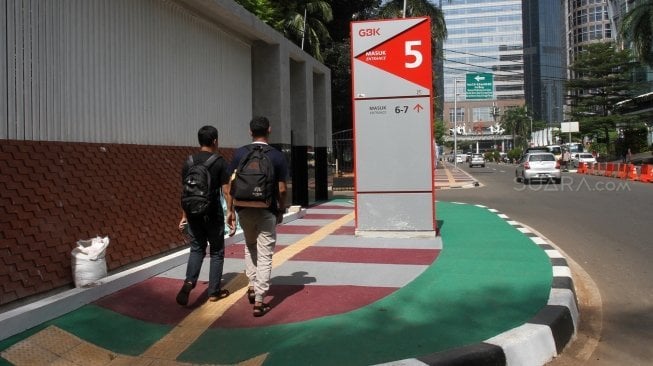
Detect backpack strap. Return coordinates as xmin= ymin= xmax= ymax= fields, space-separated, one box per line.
xmin=187 ymin=153 xmax=219 ymax=167
xmin=203 ymin=153 xmax=219 ymax=168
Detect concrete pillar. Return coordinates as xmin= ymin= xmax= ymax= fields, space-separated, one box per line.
xmin=290 ymin=59 xmax=311 ymax=206
xmin=251 ymin=41 xmax=291 ymax=145
xmin=313 ymin=71 xmax=331 ymax=201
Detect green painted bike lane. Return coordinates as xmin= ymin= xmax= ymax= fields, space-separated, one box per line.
xmin=181 ymin=201 xmax=553 ymax=365
xmin=0 ymin=201 xmax=553 ymax=366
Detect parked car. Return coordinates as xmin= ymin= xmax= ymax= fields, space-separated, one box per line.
xmin=571 ymin=152 xmax=596 ymax=168
xmin=546 ymin=145 xmax=563 ymax=162
xmin=455 ymin=155 xmax=465 ymax=163
xmin=515 ymin=152 xmax=561 ymax=184
xmin=520 ymin=146 xmax=550 ymax=161
xmin=469 ymin=153 xmax=486 ymax=168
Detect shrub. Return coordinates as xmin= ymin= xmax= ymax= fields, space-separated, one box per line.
xmin=507 ymin=148 xmax=523 ymax=162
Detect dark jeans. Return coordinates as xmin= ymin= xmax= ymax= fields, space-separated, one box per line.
xmin=185 ymin=214 xmax=225 ymax=297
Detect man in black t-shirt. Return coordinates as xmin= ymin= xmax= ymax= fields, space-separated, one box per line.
xmin=226 ymin=116 xmax=288 ymax=317
xmin=176 ymin=126 xmax=231 ymax=306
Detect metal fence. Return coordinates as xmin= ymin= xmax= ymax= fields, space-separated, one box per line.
xmin=332 ymin=129 xmax=353 ymax=176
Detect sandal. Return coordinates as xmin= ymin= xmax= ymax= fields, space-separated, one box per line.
xmin=253 ymin=303 xmax=271 ymax=317
xmin=208 ymin=289 xmax=230 ymax=302
xmin=247 ymin=288 xmax=256 ymax=304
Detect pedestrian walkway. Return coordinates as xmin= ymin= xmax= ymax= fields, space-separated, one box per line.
xmin=434 ymin=162 xmax=478 ymax=189
xmin=0 ymin=200 xmax=577 ymax=366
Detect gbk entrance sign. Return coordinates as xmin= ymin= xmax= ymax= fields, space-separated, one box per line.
xmin=466 ymin=73 xmax=494 ymax=100
xmin=351 ymin=17 xmax=436 ymax=236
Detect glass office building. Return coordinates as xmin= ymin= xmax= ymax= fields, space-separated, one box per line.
xmin=567 ymin=0 xmax=614 ymax=62
xmin=522 ymin=1 xmax=566 ymax=124
xmin=442 ymin=0 xmax=525 ymax=134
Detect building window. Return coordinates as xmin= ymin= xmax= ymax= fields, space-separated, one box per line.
xmin=589 ymin=6 xmax=603 ymax=22
xmin=473 ymin=107 xmax=492 ymax=122
xmin=589 ymin=24 xmax=603 ymax=40
xmin=575 ymin=8 xmax=588 ymax=25
xmin=449 ymin=108 xmax=464 ymax=122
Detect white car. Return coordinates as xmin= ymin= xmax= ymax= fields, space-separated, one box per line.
xmin=455 ymin=155 xmax=465 ymax=163
xmin=469 ymin=153 xmax=486 ymax=168
xmin=515 ymin=152 xmax=561 ymax=184
xmin=571 ymin=153 xmax=596 ymax=167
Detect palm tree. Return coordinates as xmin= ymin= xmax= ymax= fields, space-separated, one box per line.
xmin=233 ymin=0 xmax=333 ymax=61
xmin=236 ymin=0 xmax=282 ymax=28
xmin=377 ymin=0 xmax=449 ymax=120
xmin=280 ymin=0 xmax=333 ymax=62
xmin=378 ymin=0 xmax=447 ymax=41
xmin=620 ymin=0 xmax=653 ymax=66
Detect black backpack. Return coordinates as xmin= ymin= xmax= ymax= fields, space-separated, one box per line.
xmin=181 ymin=154 xmax=219 ymax=217
xmin=230 ymin=144 xmax=275 ymax=208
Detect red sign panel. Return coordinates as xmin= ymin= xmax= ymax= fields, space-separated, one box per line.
xmin=354 ymin=19 xmax=431 ymax=90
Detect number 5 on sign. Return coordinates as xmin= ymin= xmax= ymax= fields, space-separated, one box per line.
xmin=405 ymin=41 xmax=422 ymax=69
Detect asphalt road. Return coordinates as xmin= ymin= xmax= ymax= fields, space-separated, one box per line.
xmin=436 ymin=162 xmax=653 ymax=366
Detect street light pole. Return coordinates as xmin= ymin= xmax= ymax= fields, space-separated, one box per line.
xmin=529 ymin=116 xmax=533 ymax=147
xmin=454 ymin=77 xmax=458 ymax=169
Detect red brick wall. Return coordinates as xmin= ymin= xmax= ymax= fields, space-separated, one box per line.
xmin=0 ymin=140 xmax=234 ymax=306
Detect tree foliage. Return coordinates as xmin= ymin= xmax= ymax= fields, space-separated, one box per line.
xmin=620 ymin=0 xmax=653 ymax=66
xmin=234 ymin=0 xmax=333 ymax=61
xmin=377 ymin=0 xmax=447 ymax=41
xmin=565 ymin=42 xmax=645 ymax=156
xmin=234 ymin=0 xmax=450 ymax=133
xmin=236 ymin=0 xmax=282 ymax=28
xmin=433 ymin=119 xmax=446 ymax=145
xmin=501 ymin=106 xmax=530 ymax=149
xmin=278 ymin=0 xmax=333 ymax=61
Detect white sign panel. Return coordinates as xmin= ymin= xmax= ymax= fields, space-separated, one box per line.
xmin=351 ymin=17 xmax=435 ymax=234
xmin=560 ymin=121 xmax=579 ymax=133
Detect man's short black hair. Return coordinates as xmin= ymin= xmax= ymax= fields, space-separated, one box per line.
xmin=250 ymin=116 xmax=270 ymax=138
xmin=198 ymin=125 xmax=218 ymax=147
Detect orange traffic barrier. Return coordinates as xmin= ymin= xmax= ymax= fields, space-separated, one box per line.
xmin=597 ymin=162 xmax=606 ymax=176
xmin=639 ymin=164 xmax=653 ymax=183
xmin=593 ymin=163 xmax=601 ymax=175
xmin=617 ymin=163 xmax=627 ymax=179
xmin=577 ymin=162 xmax=586 ymax=174
xmin=627 ymin=164 xmax=639 ymax=181
xmin=587 ymin=163 xmax=595 ymax=175
xmin=604 ymin=163 xmax=615 ymax=177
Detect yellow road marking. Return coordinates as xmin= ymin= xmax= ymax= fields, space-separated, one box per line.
xmin=444 ymin=166 xmax=457 ymax=185
xmin=143 ymin=212 xmax=355 ymax=360
xmin=2 ymin=211 xmax=355 ymax=366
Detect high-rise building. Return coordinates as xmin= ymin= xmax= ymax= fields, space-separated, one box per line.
xmin=442 ymin=0 xmax=525 ymax=137
xmin=565 ymin=0 xmax=614 ymax=65
xmin=522 ymin=1 xmax=566 ymax=125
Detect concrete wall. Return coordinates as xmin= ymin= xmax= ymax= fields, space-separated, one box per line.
xmin=0 ymin=0 xmax=331 ymax=306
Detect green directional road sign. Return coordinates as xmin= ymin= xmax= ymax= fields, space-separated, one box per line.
xmin=466 ymin=73 xmax=493 ymax=100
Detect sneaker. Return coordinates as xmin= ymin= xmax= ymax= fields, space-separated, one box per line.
xmin=176 ymin=281 xmax=193 ymax=306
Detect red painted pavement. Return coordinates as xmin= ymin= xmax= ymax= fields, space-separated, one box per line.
xmin=290 ymin=247 xmax=439 ymax=265
xmin=332 ymin=226 xmax=355 ymax=235
xmin=94 ymin=277 xmax=209 ymax=325
xmin=213 ymin=285 xmax=396 ymax=328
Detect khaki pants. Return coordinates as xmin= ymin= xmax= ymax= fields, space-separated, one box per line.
xmin=237 ymin=208 xmax=277 ymax=303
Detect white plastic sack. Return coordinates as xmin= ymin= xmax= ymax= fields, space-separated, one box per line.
xmin=71 ymin=236 xmax=110 ymax=287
